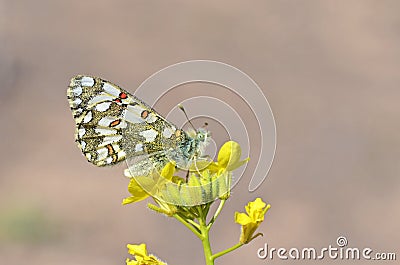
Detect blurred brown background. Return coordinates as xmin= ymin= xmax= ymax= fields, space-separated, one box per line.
xmin=0 ymin=1 xmax=399 ymax=264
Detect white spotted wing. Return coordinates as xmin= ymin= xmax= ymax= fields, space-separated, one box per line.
xmin=67 ymin=75 xmax=186 ymax=173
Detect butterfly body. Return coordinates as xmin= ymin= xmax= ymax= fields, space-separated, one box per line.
xmin=67 ymin=75 xmax=209 ymax=177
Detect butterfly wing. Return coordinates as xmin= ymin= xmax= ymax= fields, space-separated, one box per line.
xmin=67 ymin=75 xmax=186 ymax=167
xmin=124 ymin=151 xmax=170 ymax=178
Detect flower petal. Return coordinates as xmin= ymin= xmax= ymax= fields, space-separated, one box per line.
xmin=122 ymin=178 xmax=154 ymax=205
xmin=226 ymin=157 xmax=249 ymax=171
xmin=122 ymin=196 xmax=147 ymax=205
xmin=218 ymin=141 xmax=241 ymax=167
xmin=160 ymin=162 xmax=175 ymax=180
xmin=126 ymin=244 xmax=167 ymax=265
xmin=127 ymin=243 xmax=148 ymax=257
xmin=235 ymin=212 xmax=252 ymax=225
xmin=216 ymin=141 xmax=249 ymax=171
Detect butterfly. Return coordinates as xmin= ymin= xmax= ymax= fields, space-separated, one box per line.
xmin=67 ymin=75 xmax=210 ymax=177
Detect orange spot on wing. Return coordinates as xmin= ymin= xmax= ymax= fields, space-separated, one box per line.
xmin=141 ymin=110 xmax=149 ymax=119
xmin=106 ymin=144 xmax=114 ymax=155
xmin=110 ymin=119 xmax=121 ymax=127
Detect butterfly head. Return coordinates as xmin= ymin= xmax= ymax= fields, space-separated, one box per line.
xmin=195 ymin=128 xmax=210 ymax=156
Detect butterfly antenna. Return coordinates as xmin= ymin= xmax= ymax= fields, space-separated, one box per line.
xmin=178 ymin=104 xmax=196 ymax=130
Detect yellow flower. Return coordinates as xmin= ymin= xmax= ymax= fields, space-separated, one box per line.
xmin=207 ymin=141 xmax=249 ymax=173
xmin=122 ymin=177 xmax=151 ymax=205
xmin=235 ymin=198 xmax=270 ymax=244
xmin=126 ymin=243 xmax=167 ymax=265
xmin=122 ymin=162 xmax=175 ymax=205
xmin=123 ymin=141 xmax=248 ymax=207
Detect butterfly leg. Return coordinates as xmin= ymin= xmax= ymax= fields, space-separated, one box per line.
xmin=185 ymin=170 xmax=189 ymax=183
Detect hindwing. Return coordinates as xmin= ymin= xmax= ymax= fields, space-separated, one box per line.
xmin=67 ymin=75 xmax=186 ymax=167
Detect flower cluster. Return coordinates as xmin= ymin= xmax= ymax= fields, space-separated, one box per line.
xmin=126 ymin=244 xmax=166 ymax=265
xmin=123 ymin=141 xmax=249 ymax=209
xmin=123 ymin=141 xmax=270 ymax=265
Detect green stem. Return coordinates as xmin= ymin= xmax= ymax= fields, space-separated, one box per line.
xmin=173 ymin=214 xmax=202 ymax=239
xmin=199 ymin=215 xmax=214 ymax=265
xmin=187 ymin=218 xmax=200 ymax=229
xmin=212 ymin=243 xmax=243 ymax=261
xmin=207 ymin=199 xmax=226 ymax=229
